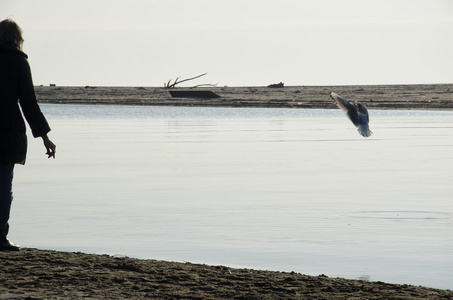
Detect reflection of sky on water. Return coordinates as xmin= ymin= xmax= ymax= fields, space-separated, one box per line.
xmin=40 ymin=103 xmax=453 ymax=120
xmin=11 ymin=104 xmax=453 ymax=289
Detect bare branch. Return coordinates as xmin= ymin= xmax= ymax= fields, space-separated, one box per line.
xmin=164 ymin=73 xmax=208 ymax=89
xmin=165 ymin=79 xmax=172 ymax=88
xmin=192 ymin=83 xmax=218 ymax=88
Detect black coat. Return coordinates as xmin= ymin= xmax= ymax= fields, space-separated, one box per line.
xmin=0 ymin=43 xmax=51 ymax=164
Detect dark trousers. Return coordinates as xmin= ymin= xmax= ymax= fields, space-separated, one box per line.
xmin=0 ymin=164 xmax=14 ymax=237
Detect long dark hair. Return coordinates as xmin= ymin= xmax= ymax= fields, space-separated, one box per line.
xmin=0 ymin=19 xmax=24 ymax=50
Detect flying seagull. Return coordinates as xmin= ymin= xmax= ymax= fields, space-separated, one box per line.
xmin=330 ymin=92 xmax=373 ymax=137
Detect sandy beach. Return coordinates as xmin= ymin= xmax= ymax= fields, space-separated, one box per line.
xmin=35 ymin=84 xmax=453 ymax=110
xmin=1 ymin=248 xmax=452 ymax=299
xmin=2 ymin=84 xmax=452 ymax=299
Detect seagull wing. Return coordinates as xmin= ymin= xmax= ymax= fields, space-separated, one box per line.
xmin=355 ymin=102 xmax=370 ymax=123
xmin=355 ymin=102 xmax=373 ymax=137
xmin=330 ymin=92 xmax=359 ymax=126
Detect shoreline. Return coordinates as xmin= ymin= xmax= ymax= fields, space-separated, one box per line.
xmin=1 ymin=248 xmax=451 ymax=299
xmin=19 ymin=84 xmax=453 ymax=299
xmin=35 ymin=83 xmax=453 ymax=110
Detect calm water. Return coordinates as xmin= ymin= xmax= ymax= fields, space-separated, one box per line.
xmin=10 ymin=104 xmax=453 ymax=289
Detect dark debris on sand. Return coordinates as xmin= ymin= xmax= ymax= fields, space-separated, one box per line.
xmin=1 ymin=249 xmax=452 ymax=299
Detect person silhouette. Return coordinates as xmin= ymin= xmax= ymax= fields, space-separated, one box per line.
xmin=0 ymin=19 xmax=56 ymax=251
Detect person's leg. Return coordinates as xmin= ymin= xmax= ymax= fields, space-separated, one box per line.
xmin=0 ymin=163 xmax=19 ymax=251
xmin=0 ymin=163 xmax=14 ymax=237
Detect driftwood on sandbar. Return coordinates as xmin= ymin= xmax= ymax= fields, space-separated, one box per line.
xmin=268 ymin=82 xmax=284 ymax=88
xmin=168 ymin=90 xmax=220 ymax=99
xmin=164 ymin=73 xmax=208 ymax=89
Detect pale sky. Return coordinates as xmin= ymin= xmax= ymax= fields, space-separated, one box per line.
xmin=2 ymin=0 xmax=453 ymax=86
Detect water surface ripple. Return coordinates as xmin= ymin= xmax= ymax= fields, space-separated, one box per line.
xmin=12 ymin=104 xmax=453 ymax=289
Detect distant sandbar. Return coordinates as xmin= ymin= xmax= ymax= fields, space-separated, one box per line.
xmin=36 ymin=84 xmax=453 ymax=110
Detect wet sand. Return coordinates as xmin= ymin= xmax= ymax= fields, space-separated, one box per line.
xmin=35 ymin=84 xmax=453 ymax=110
xmin=1 ymin=248 xmax=452 ymax=299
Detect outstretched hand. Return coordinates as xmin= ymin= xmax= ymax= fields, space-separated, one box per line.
xmin=42 ymin=135 xmax=56 ymax=158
